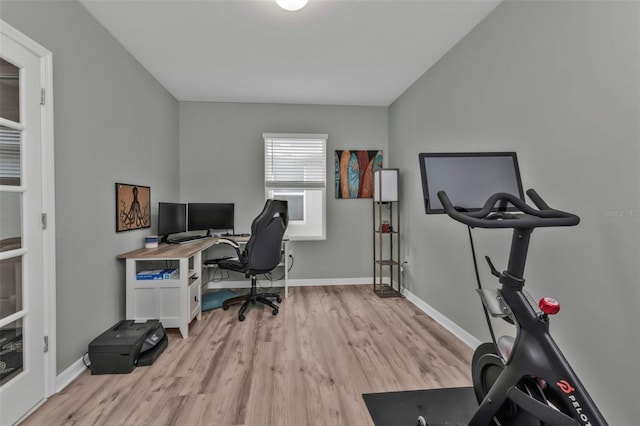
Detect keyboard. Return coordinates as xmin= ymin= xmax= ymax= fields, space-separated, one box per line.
xmin=204 ymin=256 xmax=234 ymax=265
xmin=168 ymin=235 xmax=206 ymax=244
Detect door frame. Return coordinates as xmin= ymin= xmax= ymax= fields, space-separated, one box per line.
xmin=1 ymin=20 xmax=57 ymax=402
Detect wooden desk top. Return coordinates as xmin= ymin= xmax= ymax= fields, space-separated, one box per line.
xmin=116 ymin=235 xmax=252 ymax=259
xmin=117 ymin=237 xmax=216 ymax=259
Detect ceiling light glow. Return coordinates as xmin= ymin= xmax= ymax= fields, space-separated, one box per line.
xmin=276 ymin=0 xmax=309 ymax=12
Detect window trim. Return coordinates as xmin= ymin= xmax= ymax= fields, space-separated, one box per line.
xmin=267 ymin=190 xmax=306 ymax=223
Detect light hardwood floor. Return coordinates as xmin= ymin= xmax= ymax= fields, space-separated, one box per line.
xmin=24 ymin=285 xmax=472 ymax=426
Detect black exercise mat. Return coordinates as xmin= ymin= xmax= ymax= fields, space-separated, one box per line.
xmin=363 ymin=387 xmax=478 ymax=426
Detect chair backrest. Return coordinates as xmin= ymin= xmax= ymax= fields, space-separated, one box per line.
xmin=244 ymin=199 xmax=289 ymax=274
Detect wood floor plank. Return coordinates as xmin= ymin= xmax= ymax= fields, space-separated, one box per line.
xmin=23 ymin=285 xmax=473 ymax=426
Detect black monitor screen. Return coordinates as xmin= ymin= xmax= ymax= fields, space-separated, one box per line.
xmin=158 ymin=202 xmax=187 ymax=236
xmin=188 ymin=203 xmax=234 ymax=232
xmin=419 ymin=152 xmax=524 ymax=214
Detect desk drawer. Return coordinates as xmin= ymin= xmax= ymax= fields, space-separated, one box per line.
xmin=189 ymin=279 xmax=201 ymax=321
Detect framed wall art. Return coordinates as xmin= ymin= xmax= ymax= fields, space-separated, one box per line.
xmin=115 ymin=182 xmax=151 ymax=232
xmin=335 ymin=150 xmax=383 ymax=199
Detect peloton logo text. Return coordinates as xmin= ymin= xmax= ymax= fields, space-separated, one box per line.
xmin=557 ymin=380 xmax=592 ymax=425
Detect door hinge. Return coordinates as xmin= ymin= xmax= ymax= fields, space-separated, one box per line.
xmin=40 ymin=88 xmax=46 ymax=105
xmin=44 ymin=336 xmax=49 ymax=353
xmin=41 ymin=213 xmax=47 ymax=229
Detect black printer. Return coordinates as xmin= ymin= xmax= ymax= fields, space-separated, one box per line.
xmin=88 ymin=319 xmax=168 ymax=375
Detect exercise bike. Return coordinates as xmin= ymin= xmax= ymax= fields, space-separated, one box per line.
xmin=418 ymin=189 xmax=607 ymax=426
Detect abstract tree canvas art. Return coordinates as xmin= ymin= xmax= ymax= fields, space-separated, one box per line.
xmin=116 ymin=183 xmax=151 ymax=232
xmin=335 ymin=150 xmax=383 ymax=199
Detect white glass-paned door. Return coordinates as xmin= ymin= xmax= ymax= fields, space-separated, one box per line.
xmin=0 ymin=28 xmax=46 ymax=425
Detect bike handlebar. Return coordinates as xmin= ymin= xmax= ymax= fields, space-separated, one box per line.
xmin=437 ymin=189 xmax=580 ymax=229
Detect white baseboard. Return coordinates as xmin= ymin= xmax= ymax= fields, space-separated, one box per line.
xmin=56 ymin=355 xmax=88 ymax=392
xmin=402 ymin=288 xmax=482 ymax=349
xmin=207 ymin=276 xmax=372 ymax=290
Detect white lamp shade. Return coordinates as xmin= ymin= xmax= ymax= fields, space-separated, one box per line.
xmin=373 ymin=169 xmax=398 ymax=202
xmin=276 ymin=0 xmax=309 ymax=11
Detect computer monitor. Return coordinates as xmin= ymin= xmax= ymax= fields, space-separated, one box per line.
xmin=419 ymin=152 xmax=524 ymax=214
xmin=187 ymin=203 xmax=234 ymax=234
xmin=158 ymin=202 xmax=187 ymax=242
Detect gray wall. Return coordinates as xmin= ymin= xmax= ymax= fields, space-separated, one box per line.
xmin=2 ymin=1 xmax=180 ymax=373
xmin=179 ymin=102 xmax=388 ymax=279
xmin=389 ymin=1 xmax=639 ymax=423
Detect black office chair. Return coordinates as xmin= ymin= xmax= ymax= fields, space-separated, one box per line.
xmin=216 ymin=199 xmax=288 ymax=321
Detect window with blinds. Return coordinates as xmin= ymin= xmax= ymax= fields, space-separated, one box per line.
xmin=264 ymin=133 xmax=327 ymax=240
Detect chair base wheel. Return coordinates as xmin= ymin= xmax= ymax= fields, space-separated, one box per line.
xmin=272 ymin=309 xmax=278 ymax=316
xmin=276 ymin=296 xmax=282 ymax=303
xmin=239 ymin=314 xmax=246 ymax=321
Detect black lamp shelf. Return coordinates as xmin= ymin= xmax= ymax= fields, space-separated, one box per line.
xmin=372 ymin=168 xmax=402 ymax=298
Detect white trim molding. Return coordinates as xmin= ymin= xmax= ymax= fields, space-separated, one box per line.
xmin=56 ymin=357 xmax=88 ymax=393
xmin=402 ymin=287 xmax=482 ymax=349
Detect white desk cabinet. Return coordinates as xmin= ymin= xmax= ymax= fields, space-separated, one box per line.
xmin=118 ymin=238 xmax=217 ymax=338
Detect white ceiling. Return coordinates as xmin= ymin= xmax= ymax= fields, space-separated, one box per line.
xmin=80 ymin=0 xmax=501 ymax=106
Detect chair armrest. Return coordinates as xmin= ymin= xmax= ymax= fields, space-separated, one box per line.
xmin=215 ymin=238 xmax=242 ymax=257
xmin=216 ymin=238 xmax=240 ymax=248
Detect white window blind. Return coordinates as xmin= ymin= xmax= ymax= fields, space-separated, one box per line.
xmin=264 ymin=133 xmax=327 ymax=189
xmin=0 ymin=127 xmax=21 ymax=182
